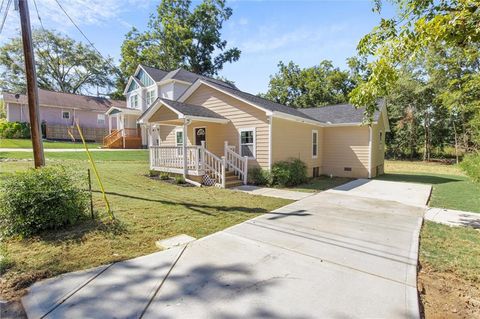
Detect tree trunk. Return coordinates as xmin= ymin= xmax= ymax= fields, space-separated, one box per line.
xmin=453 ymin=120 xmax=459 ymax=165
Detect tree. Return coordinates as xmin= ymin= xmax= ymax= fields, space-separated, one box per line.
xmin=262 ymin=60 xmax=355 ymax=108
xmin=119 ymin=0 xmax=240 ymax=80
xmin=350 ymin=0 xmax=480 ymax=120
xmin=0 ymin=29 xmax=117 ymax=95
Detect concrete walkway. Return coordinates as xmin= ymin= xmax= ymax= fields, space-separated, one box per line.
xmin=0 ymin=148 xmax=146 ymax=152
xmin=22 ymin=179 xmax=430 ymax=319
xmin=425 ymin=207 xmax=480 ymax=229
xmin=232 ymin=185 xmax=312 ymax=200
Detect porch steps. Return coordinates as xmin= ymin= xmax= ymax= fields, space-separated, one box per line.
xmin=224 ymin=170 xmax=243 ymax=188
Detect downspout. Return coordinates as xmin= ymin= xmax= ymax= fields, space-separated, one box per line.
xmin=182 ymin=118 xmax=190 ymax=178
xmin=368 ymin=125 xmax=372 ymax=179
xmin=268 ymin=115 xmax=272 ymax=170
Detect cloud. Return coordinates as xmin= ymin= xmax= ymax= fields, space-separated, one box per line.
xmin=239 ymin=23 xmax=349 ymax=54
xmin=0 ymin=0 xmax=153 ymax=42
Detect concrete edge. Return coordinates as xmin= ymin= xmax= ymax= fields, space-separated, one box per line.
xmin=405 ymin=215 xmax=425 ymax=319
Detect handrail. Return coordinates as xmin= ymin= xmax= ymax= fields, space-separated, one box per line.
xmin=224 ymin=141 xmax=248 ymax=184
xmin=202 ymin=147 xmax=225 ymax=187
xmin=103 ymin=129 xmax=122 ymax=147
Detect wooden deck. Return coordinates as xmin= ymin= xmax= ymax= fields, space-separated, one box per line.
xmin=103 ymin=128 xmax=142 ymax=149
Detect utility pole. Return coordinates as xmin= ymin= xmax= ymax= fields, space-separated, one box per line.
xmin=17 ymin=0 xmax=44 ymax=167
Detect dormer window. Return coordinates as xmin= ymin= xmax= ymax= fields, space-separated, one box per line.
xmin=146 ymin=90 xmax=156 ymax=106
xmin=130 ymin=94 xmax=139 ymax=108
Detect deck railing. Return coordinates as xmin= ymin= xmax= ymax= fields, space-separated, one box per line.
xmin=224 ymin=142 xmax=248 ymax=185
xmin=149 ymin=141 xmax=248 ymax=187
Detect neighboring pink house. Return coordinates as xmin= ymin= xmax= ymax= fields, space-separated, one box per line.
xmin=2 ymin=89 xmax=126 ymax=141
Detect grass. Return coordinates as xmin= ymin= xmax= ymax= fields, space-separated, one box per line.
xmin=0 ymin=150 xmax=149 ymax=162
xmin=379 ymin=160 xmax=480 ymax=213
xmin=0 ymin=159 xmax=291 ymax=299
xmin=420 ymin=221 xmax=480 ymax=283
xmin=0 ymin=138 xmax=100 ymax=149
xmin=284 ymin=176 xmax=353 ymax=193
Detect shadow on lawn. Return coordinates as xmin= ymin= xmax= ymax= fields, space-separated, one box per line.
xmin=377 ymin=173 xmax=463 ymax=185
xmin=96 ymin=190 xmax=274 ymax=216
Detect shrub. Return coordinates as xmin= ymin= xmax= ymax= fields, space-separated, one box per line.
xmin=461 ymin=153 xmax=480 ymax=183
xmin=160 ymin=172 xmax=170 ymax=180
xmin=271 ymin=158 xmax=308 ymax=187
xmin=149 ymin=170 xmax=160 ymax=177
xmin=174 ymin=175 xmax=186 ymax=184
xmin=0 ymin=166 xmax=88 ymax=237
xmin=0 ymin=119 xmax=30 ymax=139
xmin=248 ymin=167 xmax=272 ymax=186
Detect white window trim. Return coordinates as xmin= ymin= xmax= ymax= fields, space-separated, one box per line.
xmin=312 ymin=130 xmax=318 ymax=159
xmin=239 ymin=127 xmax=256 ymax=159
xmin=97 ymin=114 xmax=105 ymax=125
xmin=175 ymin=128 xmax=184 ymax=156
xmin=62 ymin=110 xmax=70 ymax=119
xmin=129 ymin=94 xmax=139 ymax=109
xmin=379 ymin=130 xmax=383 ymax=150
xmin=146 ymin=89 xmax=156 ymax=106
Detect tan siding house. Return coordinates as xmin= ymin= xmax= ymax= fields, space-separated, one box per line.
xmin=130 ymin=66 xmax=389 ymax=188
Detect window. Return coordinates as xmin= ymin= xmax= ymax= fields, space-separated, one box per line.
xmin=97 ymin=114 xmax=105 ymax=125
xmin=239 ymin=128 xmax=255 ymax=158
xmin=312 ymin=130 xmax=318 ymax=158
xmin=62 ymin=111 xmax=70 ymax=119
xmin=176 ymin=130 xmax=184 ymax=156
xmin=129 ymin=94 xmax=139 ymax=108
xmin=146 ymin=90 xmax=156 ymax=106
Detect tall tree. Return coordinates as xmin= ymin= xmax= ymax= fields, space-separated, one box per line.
xmin=350 ymin=0 xmax=480 ymax=121
xmin=0 ymin=29 xmax=117 ymax=95
xmin=119 ymin=0 xmax=240 ymax=80
xmin=262 ymin=60 xmax=355 ymax=108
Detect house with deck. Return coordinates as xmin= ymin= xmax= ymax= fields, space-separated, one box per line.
xmin=108 ymin=64 xmax=389 ymax=188
xmin=2 ymin=89 xmax=126 ymax=142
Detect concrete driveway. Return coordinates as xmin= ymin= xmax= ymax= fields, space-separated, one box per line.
xmin=23 ymin=180 xmax=430 ymax=319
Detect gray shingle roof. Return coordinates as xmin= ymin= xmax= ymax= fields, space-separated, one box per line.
xmin=139 ymin=65 xmax=169 ymax=82
xmin=159 ymin=98 xmax=226 ymax=120
xmin=298 ymin=103 xmax=381 ymax=124
xmin=139 ymin=65 xmax=236 ymax=89
xmin=200 ymin=80 xmax=320 ymax=122
xmin=2 ymin=89 xmax=126 ymax=112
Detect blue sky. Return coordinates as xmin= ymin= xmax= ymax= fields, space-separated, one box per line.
xmin=0 ymin=0 xmax=395 ymax=95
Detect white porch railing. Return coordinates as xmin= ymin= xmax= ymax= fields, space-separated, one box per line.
xmin=224 ymin=142 xmax=248 ymax=185
xmin=149 ymin=141 xmax=248 ymax=187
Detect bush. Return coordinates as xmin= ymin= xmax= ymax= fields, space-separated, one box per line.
xmin=160 ymin=172 xmax=170 ymax=180
xmin=0 ymin=166 xmax=88 ymax=237
xmin=248 ymin=167 xmax=272 ymax=186
xmin=0 ymin=119 xmax=30 ymax=139
xmin=174 ymin=175 xmax=186 ymax=184
xmin=271 ymin=158 xmax=308 ymax=187
xmin=149 ymin=170 xmax=160 ymax=177
xmin=461 ymin=153 xmax=480 ymax=183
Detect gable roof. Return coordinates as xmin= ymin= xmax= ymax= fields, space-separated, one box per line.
xmin=137 ymin=98 xmax=227 ymax=124
xmin=298 ymin=103 xmax=382 ymax=124
xmin=139 ymin=64 xmax=169 ymax=82
xmin=179 ymin=79 xmax=322 ymax=124
xmin=163 ymin=68 xmax=237 ymax=89
xmin=2 ymin=89 xmax=126 ymax=112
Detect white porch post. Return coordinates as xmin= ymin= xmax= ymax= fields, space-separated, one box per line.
xmin=182 ymin=119 xmax=188 ymax=178
xmin=108 ymin=115 xmax=112 ymax=133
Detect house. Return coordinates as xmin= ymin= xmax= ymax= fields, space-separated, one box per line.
xmin=114 ymin=65 xmax=389 ymax=188
xmin=2 ymin=89 xmax=127 ymax=142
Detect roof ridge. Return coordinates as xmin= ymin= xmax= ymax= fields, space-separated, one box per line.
xmin=3 ymin=88 xmax=123 ymax=102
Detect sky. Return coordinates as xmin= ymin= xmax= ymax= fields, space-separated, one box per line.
xmin=0 ymin=0 xmax=396 ymax=95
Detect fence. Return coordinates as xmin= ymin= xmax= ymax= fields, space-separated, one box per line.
xmin=45 ymin=124 xmax=108 ymax=143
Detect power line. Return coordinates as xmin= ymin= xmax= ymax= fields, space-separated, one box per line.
xmin=32 ymin=0 xmax=44 ymax=30
xmin=53 ymin=0 xmax=119 ymax=72
xmin=0 ymin=0 xmax=12 ymax=35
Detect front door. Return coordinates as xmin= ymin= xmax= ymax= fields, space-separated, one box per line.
xmin=195 ymin=127 xmax=206 ymax=146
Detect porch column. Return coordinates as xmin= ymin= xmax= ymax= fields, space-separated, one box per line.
xmin=182 ymin=119 xmax=188 ymax=178
xmin=108 ymin=115 xmax=112 ymax=133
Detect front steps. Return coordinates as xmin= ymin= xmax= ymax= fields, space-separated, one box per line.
xmin=224 ymin=170 xmax=243 ymax=188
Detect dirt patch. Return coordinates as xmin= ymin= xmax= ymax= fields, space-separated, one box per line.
xmin=0 ymin=300 xmax=27 ymax=319
xmin=419 ymin=264 xmax=480 ymax=318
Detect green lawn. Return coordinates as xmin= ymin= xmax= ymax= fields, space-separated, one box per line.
xmin=0 ymin=159 xmax=291 ymax=299
xmin=380 ymin=160 xmax=480 ymax=213
xmin=0 ymin=138 xmax=100 ymax=149
xmin=0 ymin=150 xmax=149 ymax=162
xmin=284 ymin=176 xmax=353 ymax=193
xmin=420 ymin=221 xmax=480 ymax=283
